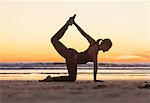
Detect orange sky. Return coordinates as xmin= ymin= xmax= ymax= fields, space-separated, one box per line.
xmin=0 ymin=0 xmax=150 ymax=62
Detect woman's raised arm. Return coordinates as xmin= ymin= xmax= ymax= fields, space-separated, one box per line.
xmin=74 ymin=22 xmax=96 ymax=45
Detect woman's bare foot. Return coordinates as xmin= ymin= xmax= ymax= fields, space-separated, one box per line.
xmin=39 ymin=75 xmax=53 ymax=82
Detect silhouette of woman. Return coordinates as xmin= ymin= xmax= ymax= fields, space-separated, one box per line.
xmin=40 ymin=14 xmax=112 ymax=82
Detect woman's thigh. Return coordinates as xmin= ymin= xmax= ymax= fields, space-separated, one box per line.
xmin=51 ymin=40 xmax=69 ymax=58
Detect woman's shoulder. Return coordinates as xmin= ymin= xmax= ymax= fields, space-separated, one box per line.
xmin=88 ymin=44 xmax=99 ymax=54
xmin=89 ymin=44 xmax=98 ymax=49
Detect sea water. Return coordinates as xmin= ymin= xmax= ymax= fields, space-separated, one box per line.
xmin=0 ymin=62 xmax=150 ymax=80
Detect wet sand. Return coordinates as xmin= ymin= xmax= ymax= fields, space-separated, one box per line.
xmin=0 ymin=80 xmax=150 ymax=103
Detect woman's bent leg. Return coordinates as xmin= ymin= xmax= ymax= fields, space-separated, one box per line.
xmin=52 ymin=59 xmax=77 ymax=82
xmin=52 ymin=76 xmax=75 ymax=82
xmin=51 ymin=23 xmax=70 ymax=58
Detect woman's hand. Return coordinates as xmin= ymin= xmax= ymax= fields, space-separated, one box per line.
xmin=67 ymin=14 xmax=76 ymax=26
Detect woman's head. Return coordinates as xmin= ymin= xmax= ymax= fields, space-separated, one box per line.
xmin=98 ymin=38 xmax=112 ymax=52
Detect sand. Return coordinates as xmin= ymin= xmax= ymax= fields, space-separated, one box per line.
xmin=0 ymin=80 xmax=150 ymax=103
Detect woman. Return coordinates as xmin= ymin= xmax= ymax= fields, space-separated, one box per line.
xmin=40 ymin=15 xmax=112 ymax=82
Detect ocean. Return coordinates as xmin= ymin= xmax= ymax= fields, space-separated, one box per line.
xmin=0 ymin=62 xmax=150 ymax=80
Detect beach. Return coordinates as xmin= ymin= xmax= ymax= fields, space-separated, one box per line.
xmin=0 ymin=80 xmax=150 ymax=103
xmin=0 ymin=62 xmax=150 ymax=103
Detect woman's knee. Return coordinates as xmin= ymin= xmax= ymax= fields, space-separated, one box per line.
xmin=70 ymin=75 xmax=76 ymax=81
xmin=51 ymin=37 xmax=56 ymax=44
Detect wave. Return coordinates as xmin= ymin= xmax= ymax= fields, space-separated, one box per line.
xmin=0 ymin=66 xmax=150 ymax=70
xmin=0 ymin=62 xmax=150 ymax=67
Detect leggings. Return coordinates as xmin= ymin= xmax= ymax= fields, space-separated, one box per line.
xmin=51 ymin=23 xmax=77 ymax=82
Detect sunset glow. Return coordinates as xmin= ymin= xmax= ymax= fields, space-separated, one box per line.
xmin=0 ymin=0 xmax=149 ymax=62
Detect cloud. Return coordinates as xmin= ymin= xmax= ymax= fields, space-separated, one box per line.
xmin=134 ymin=51 xmax=150 ymax=58
xmin=116 ymin=55 xmax=141 ymax=59
xmin=108 ymin=51 xmax=150 ymax=62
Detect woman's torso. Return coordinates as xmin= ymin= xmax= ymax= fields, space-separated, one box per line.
xmin=67 ymin=44 xmax=98 ymax=64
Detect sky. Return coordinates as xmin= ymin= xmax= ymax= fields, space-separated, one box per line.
xmin=0 ymin=0 xmax=150 ymax=62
